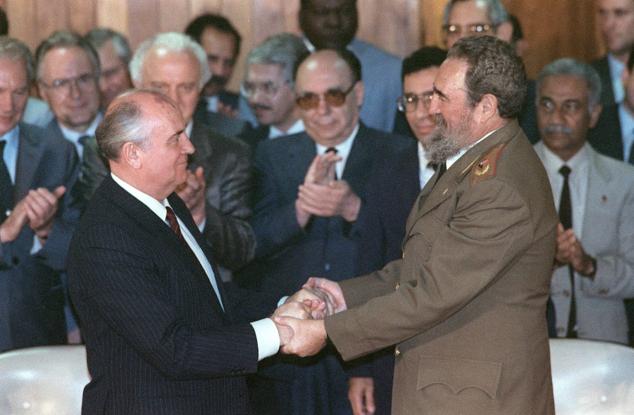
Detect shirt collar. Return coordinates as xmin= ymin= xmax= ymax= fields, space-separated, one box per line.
xmin=269 ymin=119 xmax=305 ymax=139
xmin=0 ymin=124 xmax=20 ymax=146
xmin=446 ymin=128 xmax=498 ymax=169
xmin=59 ymin=113 xmax=103 ymax=144
xmin=539 ymin=141 xmax=590 ymax=174
xmin=315 ymin=123 xmax=359 ymax=156
xmin=111 ymin=172 xmax=170 ymax=222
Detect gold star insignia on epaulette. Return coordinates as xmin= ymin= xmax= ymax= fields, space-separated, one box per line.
xmin=474 ymin=160 xmax=491 ymax=176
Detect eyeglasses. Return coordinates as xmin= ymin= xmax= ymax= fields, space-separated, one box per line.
xmin=295 ymin=84 xmax=356 ymax=110
xmin=397 ymin=92 xmax=434 ymax=112
xmin=39 ymin=73 xmax=98 ymax=95
xmin=442 ymin=23 xmax=494 ymax=36
xmin=240 ymin=80 xmax=289 ymax=98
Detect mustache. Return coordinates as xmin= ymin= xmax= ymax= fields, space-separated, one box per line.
xmin=544 ymin=124 xmax=573 ymax=135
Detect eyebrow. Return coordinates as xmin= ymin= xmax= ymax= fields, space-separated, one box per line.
xmin=433 ymin=85 xmax=448 ymax=100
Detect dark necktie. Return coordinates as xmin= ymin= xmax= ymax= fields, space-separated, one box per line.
xmin=628 ymin=138 xmax=634 ymax=165
xmin=559 ymin=165 xmax=576 ymax=338
xmin=326 ymin=147 xmax=339 ymax=180
xmin=0 ymin=141 xmax=14 ymax=222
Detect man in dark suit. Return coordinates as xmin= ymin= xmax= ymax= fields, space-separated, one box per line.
xmin=591 ymin=0 xmax=634 ymax=106
xmin=347 ymin=46 xmax=446 ymax=415
xmin=279 ymin=36 xmax=558 ymax=415
xmin=35 ymin=31 xmax=108 ymax=207
xmin=129 ymin=32 xmax=255 ymax=277
xmin=185 ymin=13 xmax=247 ymax=137
xmin=238 ymin=33 xmax=308 ymax=150
xmin=0 ymin=37 xmax=80 ymax=352
xmin=67 ymin=89 xmax=311 ymax=415
xmin=249 ymin=49 xmax=409 ymax=415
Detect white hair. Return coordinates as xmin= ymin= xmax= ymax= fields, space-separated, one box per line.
xmin=129 ymin=32 xmax=211 ymax=89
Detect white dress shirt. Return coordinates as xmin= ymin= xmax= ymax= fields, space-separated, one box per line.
xmin=59 ymin=113 xmax=103 ymax=160
xmin=269 ymin=119 xmax=305 ymax=139
xmin=111 ymin=173 xmax=280 ymax=360
xmin=608 ymin=54 xmax=625 ymax=104
xmin=315 ymin=124 xmax=359 ymax=178
xmin=535 ymin=141 xmax=589 ymax=240
xmin=417 ymin=142 xmax=436 ymax=189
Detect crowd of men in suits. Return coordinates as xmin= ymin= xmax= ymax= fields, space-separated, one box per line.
xmin=0 ymin=0 xmax=633 ymax=414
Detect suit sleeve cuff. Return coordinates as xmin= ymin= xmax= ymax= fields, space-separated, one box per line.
xmin=250 ymin=318 xmax=280 ymax=361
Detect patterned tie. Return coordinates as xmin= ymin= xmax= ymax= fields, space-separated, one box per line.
xmin=559 ymin=165 xmax=577 ymax=338
xmin=0 ymin=141 xmax=14 ymax=222
xmin=165 ymin=206 xmax=187 ymax=243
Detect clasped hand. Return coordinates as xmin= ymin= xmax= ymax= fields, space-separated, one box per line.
xmin=272 ymin=277 xmax=347 ymax=357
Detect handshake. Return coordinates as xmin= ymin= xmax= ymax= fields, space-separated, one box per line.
xmin=271 ymin=277 xmax=347 ymax=357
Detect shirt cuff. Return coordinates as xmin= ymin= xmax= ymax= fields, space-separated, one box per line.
xmin=250 ymin=318 xmax=280 ymax=361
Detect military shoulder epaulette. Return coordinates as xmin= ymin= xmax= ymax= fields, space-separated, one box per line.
xmin=469 ymin=142 xmax=508 ymax=184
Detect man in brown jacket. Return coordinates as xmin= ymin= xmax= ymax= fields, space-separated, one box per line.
xmin=276 ymin=35 xmax=558 ymax=415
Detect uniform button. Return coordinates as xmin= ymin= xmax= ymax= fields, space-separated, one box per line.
xmin=395 ymin=282 xmax=400 ymax=290
xmin=402 ymin=252 xmax=405 ymax=259
xmin=394 ymin=347 xmax=401 ymax=357
xmin=324 ymin=263 xmax=331 ymax=271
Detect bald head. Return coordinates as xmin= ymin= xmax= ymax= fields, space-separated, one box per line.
xmin=294 ymin=49 xmax=364 ymax=146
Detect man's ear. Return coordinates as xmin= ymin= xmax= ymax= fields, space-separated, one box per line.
xmin=353 ymin=80 xmax=364 ymax=109
xmin=121 ymin=142 xmax=143 ymax=169
xmin=476 ymin=93 xmax=499 ymax=123
xmin=589 ymin=103 xmax=602 ymax=129
xmin=496 ymin=21 xmax=513 ymax=44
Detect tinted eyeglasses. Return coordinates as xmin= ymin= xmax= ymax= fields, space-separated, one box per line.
xmin=397 ymin=91 xmax=434 ymax=112
xmin=295 ymin=83 xmax=356 ymax=110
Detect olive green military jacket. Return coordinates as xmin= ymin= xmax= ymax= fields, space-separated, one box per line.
xmin=326 ymin=120 xmax=557 ymax=415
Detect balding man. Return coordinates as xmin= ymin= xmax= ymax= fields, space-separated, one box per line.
xmin=249 ymin=49 xmax=408 ymax=415
xmin=129 ymin=32 xmax=255 ymax=277
xmin=0 ymin=36 xmax=79 ymax=352
xmin=67 ymin=89 xmax=309 ymax=415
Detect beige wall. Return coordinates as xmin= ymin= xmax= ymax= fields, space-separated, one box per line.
xmin=2 ymin=0 xmax=604 ymax=88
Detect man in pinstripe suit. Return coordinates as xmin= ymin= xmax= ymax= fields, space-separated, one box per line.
xmin=67 ymin=89 xmax=309 ymax=414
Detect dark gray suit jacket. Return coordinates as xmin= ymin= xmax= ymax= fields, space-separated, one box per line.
xmin=0 ymin=123 xmax=80 ymax=352
xmin=188 ymin=121 xmax=256 ymax=271
xmin=249 ymin=123 xmax=409 ymax=297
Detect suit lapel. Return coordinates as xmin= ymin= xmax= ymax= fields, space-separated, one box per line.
xmin=168 ymin=193 xmax=231 ymax=317
xmin=581 ymin=147 xmax=611 ymax=235
xmin=14 ymin=127 xmax=44 ymax=200
xmin=103 ymin=178 xmax=226 ymax=316
xmin=286 ymin=133 xmax=316 ymax=187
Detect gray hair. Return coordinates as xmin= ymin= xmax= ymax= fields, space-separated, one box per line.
xmin=84 ymin=27 xmax=132 ymax=64
xmin=536 ymin=58 xmax=602 ymax=110
xmin=245 ymin=33 xmax=308 ymax=86
xmin=129 ymin=32 xmax=210 ymax=89
xmin=0 ymin=36 xmax=34 ymax=83
xmin=443 ymin=0 xmax=509 ymax=27
xmin=35 ymin=30 xmax=100 ymax=80
xmin=96 ymin=89 xmax=177 ymax=160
